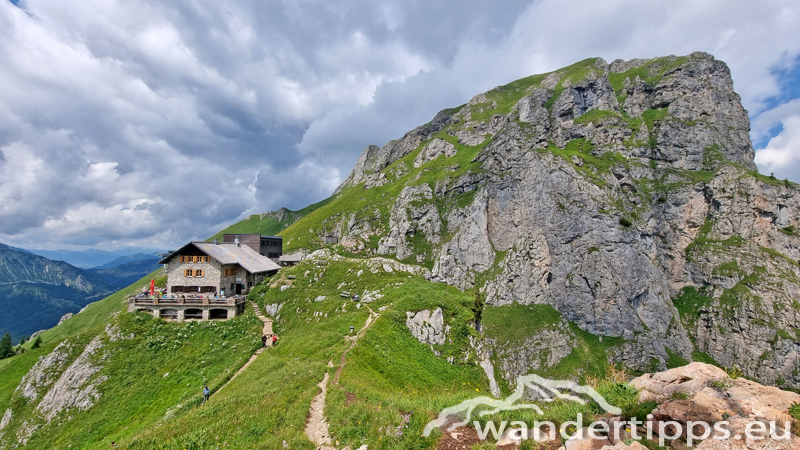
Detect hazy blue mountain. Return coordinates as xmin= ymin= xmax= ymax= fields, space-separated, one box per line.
xmin=88 ymin=258 xmax=161 ymax=288
xmin=0 ymin=243 xmax=116 ymax=342
xmin=25 ymin=247 xmax=162 ymax=269
xmin=92 ymin=253 xmax=163 ymax=270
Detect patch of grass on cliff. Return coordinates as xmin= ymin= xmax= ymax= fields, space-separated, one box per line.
xmin=544 ymin=58 xmax=604 ymax=110
xmin=641 ymin=108 xmax=668 ymax=131
xmin=713 ymin=260 xmax=742 ymax=276
xmin=742 ymin=169 xmax=797 ymax=187
xmin=672 ymin=286 xmax=714 ymax=328
xmin=719 ymin=265 xmax=766 ymax=309
xmin=691 ymin=351 xmax=723 ymax=368
xmin=482 ymin=303 xmax=562 ymax=344
xmin=760 ymin=246 xmax=800 ymax=267
xmin=703 ymin=144 xmax=725 ymax=169
xmin=542 ymin=139 xmax=629 ymax=188
xmin=608 ymin=56 xmax=688 ymax=93
xmin=573 ymin=109 xmax=622 ymax=125
xmin=469 ymin=73 xmax=548 ymax=122
xmin=482 ymin=303 xmax=625 ymax=383
xmin=665 ymin=347 xmax=690 ymax=369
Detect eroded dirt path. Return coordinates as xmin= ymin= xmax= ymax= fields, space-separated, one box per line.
xmin=214 ymin=302 xmax=274 ymax=395
xmin=305 ymin=306 xmax=379 ymax=449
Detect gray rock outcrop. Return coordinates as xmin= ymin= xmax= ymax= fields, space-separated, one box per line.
xmin=58 ymin=313 xmax=73 ymax=325
xmin=35 ymin=337 xmax=107 ymax=421
xmin=406 ymin=308 xmax=449 ymax=345
xmin=316 ymin=53 xmax=800 ymax=388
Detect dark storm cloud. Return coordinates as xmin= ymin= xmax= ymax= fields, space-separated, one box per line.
xmin=0 ymin=0 xmax=799 ymax=251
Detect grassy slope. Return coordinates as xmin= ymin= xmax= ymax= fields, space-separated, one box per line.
xmin=0 ymin=310 xmax=262 ymax=450
xmin=0 ymin=270 xmax=166 ymax=425
xmin=0 ymin=342 xmax=59 ymax=413
xmin=124 ymin=256 xmax=656 ymax=449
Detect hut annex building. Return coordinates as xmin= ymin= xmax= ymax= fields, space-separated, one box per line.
xmin=128 ymin=234 xmax=281 ymax=321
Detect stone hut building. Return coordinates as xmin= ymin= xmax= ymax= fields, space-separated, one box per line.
xmin=128 ymin=237 xmax=280 ymax=321
xmin=160 ymin=240 xmax=280 ymax=295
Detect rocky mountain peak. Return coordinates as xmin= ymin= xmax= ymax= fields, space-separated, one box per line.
xmin=339 ymin=52 xmax=755 ymax=193
xmin=286 ymin=53 xmax=799 ymax=390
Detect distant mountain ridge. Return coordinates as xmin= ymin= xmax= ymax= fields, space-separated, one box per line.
xmin=92 ymin=253 xmax=161 ymax=270
xmin=88 ymin=258 xmax=161 ymax=288
xmin=0 ymin=243 xmax=117 ymax=341
xmin=25 ymin=247 xmax=162 ymax=269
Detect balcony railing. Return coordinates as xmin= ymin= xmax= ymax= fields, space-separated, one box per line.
xmin=129 ymin=295 xmax=247 ymax=306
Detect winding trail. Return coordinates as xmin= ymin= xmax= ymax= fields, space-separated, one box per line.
xmin=214 ymin=302 xmax=274 ymax=395
xmin=305 ymin=306 xmax=379 ymax=449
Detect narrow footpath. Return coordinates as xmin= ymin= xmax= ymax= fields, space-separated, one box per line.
xmin=214 ymin=302 xmax=274 ymax=395
xmin=305 ymin=306 xmax=378 ymax=450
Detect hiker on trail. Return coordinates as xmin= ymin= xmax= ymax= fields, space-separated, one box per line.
xmin=261 ymin=334 xmax=267 ymax=348
xmin=203 ymin=386 xmax=210 ymax=402
xmin=272 ymin=335 xmax=278 ymax=346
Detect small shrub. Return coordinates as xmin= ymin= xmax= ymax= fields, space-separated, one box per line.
xmin=789 ymin=402 xmax=800 ymax=435
xmin=670 ymin=390 xmax=691 ymax=400
xmin=789 ymin=402 xmax=800 ymax=420
xmin=707 ymin=377 xmax=735 ymax=392
xmin=619 ymin=217 xmax=632 ymax=227
xmin=725 ymin=366 xmax=743 ymax=379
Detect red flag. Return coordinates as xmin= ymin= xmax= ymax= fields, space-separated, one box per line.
xmin=150 ymin=279 xmax=155 ymax=296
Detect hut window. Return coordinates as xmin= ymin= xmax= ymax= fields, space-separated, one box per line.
xmin=196 ymin=269 xmax=203 ymax=277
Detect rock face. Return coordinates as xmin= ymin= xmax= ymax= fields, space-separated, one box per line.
xmin=1 ymin=337 xmax=109 ymax=446
xmin=406 ymin=308 xmax=449 ymax=345
xmin=630 ymin=363 xmax=800 ymax=450
xmin=35 ymin=337 xmax=107 ymax=421
xmin=301 ymin=53 xmax=800 ymax=388
xmin=632 ymin=363 xmax=800 ymax=428
xmin=58 ymin=313 xmax=74 ymax=325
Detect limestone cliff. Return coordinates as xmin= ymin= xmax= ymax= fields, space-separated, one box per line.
xmin=286 ymin=53 xmax=800 ymax=389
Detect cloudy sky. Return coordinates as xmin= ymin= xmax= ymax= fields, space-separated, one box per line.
xmin=0 ymin=0 xmax=798 ymax=251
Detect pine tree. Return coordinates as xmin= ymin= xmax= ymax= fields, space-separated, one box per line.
xmin=31 ymin=335 xmax=42 ymax=349
xmin=0 ymin=333 xmax=14 ymax=359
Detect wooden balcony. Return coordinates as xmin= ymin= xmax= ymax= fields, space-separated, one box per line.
xmin=129 ymin=295 xmax=247 ymax=306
